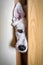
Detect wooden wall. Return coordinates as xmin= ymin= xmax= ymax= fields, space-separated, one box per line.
xmin=28 ymin=0 xmax=43 ymax=65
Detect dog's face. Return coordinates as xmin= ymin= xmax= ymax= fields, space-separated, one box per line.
xmin=12 ymin=18 xmax=27 ymax=53
xmin=11 ymin=2 xmax=27 ymax=53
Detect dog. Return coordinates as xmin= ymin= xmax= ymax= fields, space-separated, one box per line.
xmin=11 ymin=2 xmax=27 ymax=53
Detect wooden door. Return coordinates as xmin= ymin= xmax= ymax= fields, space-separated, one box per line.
xmin=28 ymin=0 xmax=43 ymax=65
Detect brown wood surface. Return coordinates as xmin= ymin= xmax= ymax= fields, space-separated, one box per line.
xmin=28 ymin=0 xmax=43 ymax=65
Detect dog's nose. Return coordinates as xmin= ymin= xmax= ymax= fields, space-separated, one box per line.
xmin=18 ymin=45 xmax=26 ymax=51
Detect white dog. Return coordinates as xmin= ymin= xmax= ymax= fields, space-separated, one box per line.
xmin=12 ymin=2 xmax=27 ymax=53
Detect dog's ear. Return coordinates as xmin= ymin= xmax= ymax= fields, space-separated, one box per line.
xmin=13 ymin=2 xmax=25 ymax=20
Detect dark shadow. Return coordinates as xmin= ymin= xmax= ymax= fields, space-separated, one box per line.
xmin=21 ymin=51 xmax=28 ymax=65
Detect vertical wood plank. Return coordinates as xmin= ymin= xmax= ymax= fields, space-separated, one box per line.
xmin=28 ymin=0 xmax=43 ymax=65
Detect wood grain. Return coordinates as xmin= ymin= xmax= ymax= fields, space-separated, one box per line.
xmin=28 ymin=0 xmax=43 ymax=65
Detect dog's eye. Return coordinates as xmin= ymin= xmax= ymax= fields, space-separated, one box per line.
xmin=17 ymin=29 xmax=23 ymax=33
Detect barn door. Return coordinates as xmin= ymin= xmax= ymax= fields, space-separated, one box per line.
xmin=28 ymin=0 xmax=43 ymax=65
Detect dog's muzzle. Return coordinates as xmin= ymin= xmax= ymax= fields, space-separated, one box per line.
xmin=16 ymin=30 xmax=27 ymax=53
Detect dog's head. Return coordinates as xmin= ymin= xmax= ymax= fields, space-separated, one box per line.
xmin=11 ymin=18 xmax=27 ymax=53
xmin=11 ymin=2 xmax=28 ymax=53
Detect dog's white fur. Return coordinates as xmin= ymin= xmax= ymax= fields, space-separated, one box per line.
xmin=12 ymin=2 xmax=27 ymax=53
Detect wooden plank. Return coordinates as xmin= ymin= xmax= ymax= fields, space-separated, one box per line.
xmin=28 ymin=0 xmax=43 ymax=65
